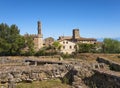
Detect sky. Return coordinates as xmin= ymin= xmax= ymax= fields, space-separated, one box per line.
xmin=0 ymin=0 xmax=120 ymax=39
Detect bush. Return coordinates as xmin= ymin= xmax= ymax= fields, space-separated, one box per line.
xmin=61 ymin=53 xmax=74 ymax=59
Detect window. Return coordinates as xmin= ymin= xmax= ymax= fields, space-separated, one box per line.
xmin=70 ymin=46 xmax=72 ymax=49
xmin=66 ymin=41 xmax=68 ymax=44
xmin=63 ymin=46 xmax=65 ymax=49
xmin=74 ymin=45 xmax=76 ymax=49
xmin=63 ymin=41 xmax=65 ymax=44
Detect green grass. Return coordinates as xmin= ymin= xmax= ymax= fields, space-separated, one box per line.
xmin=16 ymin=79 xmax=71 ymax=88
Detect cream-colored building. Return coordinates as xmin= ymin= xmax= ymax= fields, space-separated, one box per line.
xmin=58 ymin=29 xmax=97 ymax=44
xmin=58 ymin=29 xmax=97 ymax=54
xmin=59 ymin=40 xmax=76 ymax=54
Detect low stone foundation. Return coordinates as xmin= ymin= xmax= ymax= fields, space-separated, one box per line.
xmin=83 ymin=69 xmax=120 ymax=88
xmin=1 ymin=56 xmax=120 ymax=88
xmin=97 ymin=57 xmax=120 ymax=71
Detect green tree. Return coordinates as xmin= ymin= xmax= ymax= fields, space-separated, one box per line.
xmin=0 ymin=23 xmax=9 ymax=39
xmin=35 ymin=47 xmax=46 ymax=56
xmin=77 ymin=43 xmax=96 ymax=53
xmin=9 ymin=35 xmax=25 ymax=55
xmin=52 ymin=41 xmax=62 ymax=53
xmin=9 ymin=25 xmax=24 ymax=55
xmin=0 ymin=37 xmax=11 ymax=55
xmin=103 ymin=38 xmax=120 ymax=53
xmin=0 ymin=23 xmax=25 ymax=55
xmin=24 ymin=34 xmax=35 ymax=56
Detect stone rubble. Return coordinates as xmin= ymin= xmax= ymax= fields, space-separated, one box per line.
xmin=0 ymin=56 xmax=120 ymax=88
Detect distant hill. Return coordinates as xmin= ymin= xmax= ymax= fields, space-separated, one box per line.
xmin=97 ymin=37 xmax=120 ymax=42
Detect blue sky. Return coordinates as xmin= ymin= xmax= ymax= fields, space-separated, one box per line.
xmin=0 ymin=0 xmax=120 ymax=39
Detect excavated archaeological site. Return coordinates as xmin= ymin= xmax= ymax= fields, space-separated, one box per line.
xmin=0 ymin=54 xmax=120 ymax=88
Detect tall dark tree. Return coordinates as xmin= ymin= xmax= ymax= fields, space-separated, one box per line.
xmin=0 ymin=23 xmax=25 ymax=55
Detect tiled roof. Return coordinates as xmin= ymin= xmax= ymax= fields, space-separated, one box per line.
xmin=58 ymin=36 xmax=97 ymax=41
xmin=76 ymin=37 xmax=97 ymax=41
xmin=58 ymin=36 xmax=72 ymax=40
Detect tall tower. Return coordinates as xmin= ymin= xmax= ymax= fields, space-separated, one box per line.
xmin=38 ymin=21 xmax=41 ymax=35
xmin=34 ymin=21 xmax=43 ymax=51
xmin=73 ymin=29 xmax=80 ymax=39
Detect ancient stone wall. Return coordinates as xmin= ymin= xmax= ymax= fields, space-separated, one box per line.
xmin=97 ymin=57 xmax=120 ymax=71
xmin=83 ymin=70 xmax=120 ymax=88
xmin=1 ymin=56 xmax=120 ymax=88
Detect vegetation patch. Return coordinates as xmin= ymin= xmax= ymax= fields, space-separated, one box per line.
xmin=16 ymin=79 xmax=71 ymax=88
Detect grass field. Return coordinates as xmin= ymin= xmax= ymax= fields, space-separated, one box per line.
xmin=74 ymin=53 xmax=120 ymax=63
xmin=16 ymin=79 xmax=71 ymax=88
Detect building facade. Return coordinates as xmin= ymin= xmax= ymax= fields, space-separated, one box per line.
xmin=59 ymin=40 xmax=76 ymax=54
xmin=58 ymin=29 xmax=97 ymax=44
xmin=58 ymin=29 xmax=97 ymax=54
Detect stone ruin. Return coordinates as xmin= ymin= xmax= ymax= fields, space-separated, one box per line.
xmin=0 ymin=56 xmax=120 ymax=88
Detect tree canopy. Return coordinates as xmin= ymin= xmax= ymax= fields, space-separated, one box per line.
xmin=0 ymin=23 xmax=34 ymax=56
xmin=103 ymin=38 xmax=120 ymax=53
xmin=77 ymin=43 xmax=96 ymax=53
xmin=52 ymin=41 xmax=62 ymax=51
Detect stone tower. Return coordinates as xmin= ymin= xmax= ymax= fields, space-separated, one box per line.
xmin=38 ymin=21 xmax=41 ymax=35
xmin=34 ymin=21 xmax=43 ymax=51
xmin=73 ymin=29 xmax=80 ymax=39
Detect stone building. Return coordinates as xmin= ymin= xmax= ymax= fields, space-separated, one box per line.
xmin=58 ymin=29 xmax=97 ymax=54
xmin=31 ymin=22 xmax=97 ymax=54
xmin=33 ymin=21 xmax=43 ymax=51
xmin=58 ymin=29 xmax=97 ymax=44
